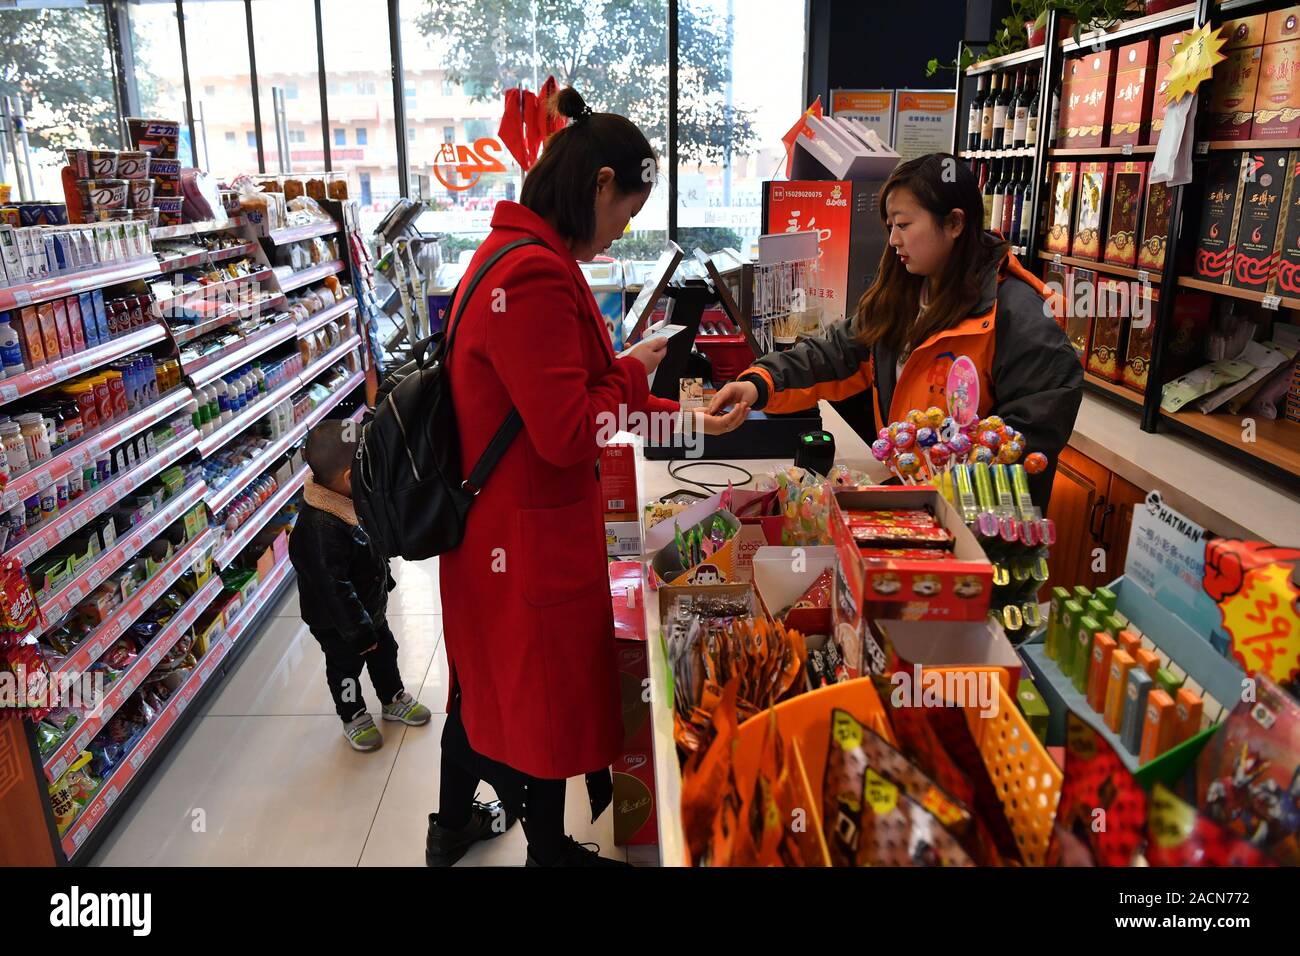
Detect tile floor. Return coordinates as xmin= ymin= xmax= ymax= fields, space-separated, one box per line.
xmin=91 ymin=557 xmax=635 ymax=866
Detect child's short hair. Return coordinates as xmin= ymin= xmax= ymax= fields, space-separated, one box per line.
xmin=304 ymin=420 xmax=356 ymax=484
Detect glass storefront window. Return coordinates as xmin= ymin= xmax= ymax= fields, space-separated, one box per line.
xmin=320 ymin=0 xmax=398 ymax=236
xmin=0 ymin=3 xmax=121 ymax=201
xmin=179 ymin=0 xmax=259 ymax=175
xmin=252 ymin=0 xmax=326 ymax=175
xmin=126 ymin=3 xmax=192 ymax=166
xmin=677 ymin=0 xmax=805 ymax=256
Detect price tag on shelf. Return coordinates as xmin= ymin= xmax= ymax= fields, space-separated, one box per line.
xmin=72 ymin=826 xmax=89 ymax=849
xmin=1262 ymin=294 xmax=1281 ymax=311
xmin=49 ymin=755 xmax=69 ymax=780
xmin=76 ymin=729 xmax=91 ymax=753
xmin=150 ymin=647 xmax=163 ymax=666
xmin=2 ymin=489 xmax=17 ymax=510
xmin=65 ymin=583 xmax=84 ymax=605
xmin=1053 ymin=254 xmax=1063 ymax=266
xmin=130 ymin=747 xmax=147 ymax=770
xmin=87 ymin=568 xmax=102 ymax=589
xmin=1121 ymin=143 xmax=1134 ymax=156
xmin=1197 ymin=141 xmax=1209 ymax=155
xmin=0 ymin=383 xmax=17 ymax=403
xmin=35 ymin=471 xmax=53 ymax=492
xmin=103 ymin=785 xmax=119 ymax=808
xmin=1138 ymin=270 xmax=1151 ymax=285
xmin=12 ymin=289 xmax=32 ymax=307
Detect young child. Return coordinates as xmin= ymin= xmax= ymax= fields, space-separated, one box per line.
xmin=290 ymin=420 xmax=430 ymax=751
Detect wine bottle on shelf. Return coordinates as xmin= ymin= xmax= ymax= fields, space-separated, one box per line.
xmin=1024 ymin=67 xmax=1040 ymax=149
xmin=1048 ymin=78 xmax=1061 ymax=148
xmin=981 ymin=73 xmax=999 ymax=151
xmin=983 ymin=161 xmax=996 ymax=230
xmin=1013 ymin=68 xmax=1030 ymax=149
xmin=1000 ymin=159 xmax=1017 ymax=239
xmin=1004 ymin=68 xmax=1022 ymax=151
xmin=1022 ymin=166 xmax=1039 ymax=251
xmin=1010 ymin=159 xmax=1028 ymax=248
xmin=969 ymin=74 xmax=988 ymax=152
xmin=990 ymin=160 xmax=1006 ymax=234
xmin=992 ymin=73 xmax=1010 ymax=150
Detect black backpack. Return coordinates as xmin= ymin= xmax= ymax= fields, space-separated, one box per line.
xmin=352 ymin=237 xmax=542 ymax=560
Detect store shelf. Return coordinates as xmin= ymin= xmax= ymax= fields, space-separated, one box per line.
xmin=195 ymin=372 xmax=303 ymax=458
xmin=347 ymin=402 xmax=367 ymax=424
xmin=153 ymin=268 xmax=272 ymax=313
xmin=0 ymin=324 xmax=168 ymax=406
xmin=1159 ymin=408 xmax=1300 ymax=479
xmin=204 ymin=369 xmax=362 ymax=513
xmin=2 ymin=427 xmax=201 ymax=567
xmin=30 ymin=479 xmax=208 ymax=634
xmin=295 ymin=296 xmax=356 ymax=338
xmin=1202 ymin=138 xmax=1300 ymax=152
xmin=1036 ymin=250 xmax=1157 ymax=282
xmin=961 ymin=148 xmax=1036 ymax=159
xmin=1084 ymin=371 xmax=1143 ymax=408
xmin=42 ymin=535 xmax=219 ymax=783
xmin=0 ymin=258 xmax=160 ymax=311
xmin=157 ymin=242 xmax=259 ymax=275
xmin=968 ymin=45 xmax=1047 ymax=76
xmin=183 ymin=321 xmax=296 ymax=387
xmin=63 ymin=613 xmax=234 ymax=859
xmin=277 ymin=260 xmax=345 ymax=294
xmin=267 ymin=220 xmax=340 ymax=245
xmin=1047 ymin=145 xmax=1158 ymax=157
xmin=149 ymin=217 xmax=244 ymax=241
xmin=1175 ymin=276 xmax=1300 ymax=312
xmin=169 ymin=294 xmax=287 ymax=346
xmin=298 ymin=336 xmax=361 ymax=388
xmin=1059 ymin=3 xmax=1197 ymax=51
xmin=214 ymin=467 xmax=307 ymax=568
xmin=225 ymin=553 xmax=295 ymax=644
xmin=1 ymin=387 xmax=196 ymax=512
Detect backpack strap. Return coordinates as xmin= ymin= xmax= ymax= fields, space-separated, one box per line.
xmin=443 ymin=236 xmax=546 ymax=497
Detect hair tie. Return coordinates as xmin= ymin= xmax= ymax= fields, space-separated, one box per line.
xmin=573 ymin=105 xmax=593 ymax=123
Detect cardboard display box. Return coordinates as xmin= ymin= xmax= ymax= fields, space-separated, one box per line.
xmin=1231 ymin=149 xmax=1290 ymax=291
xmin=1105 ymin=162 xmax=1148 ymax=267
xmin=599 ymin=443 xmax=638 ymax=521
xmin=610 ymin=561 xmax=651 ymax=751
xmin=1252 ymin=35 xmax=1300 ymax=139
xmin=1071 ymin=162 xmax=1110 ymax=261
xmin=1044 ymin=162 xmax=1079 ymax=255
xmin=1086 ymin=277 xmax=1129 ymax=382
xmin=1277 ymin=149 xmax=1300 ymax=298
xmin=1066 ymin=50 xmax=1116 ymax=148
xmin=1110 ymin=39 xmax=1157 ymax=148
xmin=1122 ymin=286 xmax=1159 ymax=394
xmin=1063 ymin=267 xmax=1096 ymax=364
xmin=751 ymin=545 xmax=837 ymax=637
xmin=1208 ymin=46 xmax=1265 ymax=141
xmin=830 ymin=487 xmax=994 ymax=626
xmin=1194 ymin=152 xmax=1247 ymax=282
xmin=872 ymin=617 xmax=1023 ymax=696
xmin=1137 ymin=179 xmax=1174 ymax=272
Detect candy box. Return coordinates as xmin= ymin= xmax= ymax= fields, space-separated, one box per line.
xmin=126 ymin=118 xmax=181 ymax=159
xmin=830 ymin=487 xmax=993 ymax=628
xmin=648 ymin=509 xmax=768 ymax=586
xmin=751 ymin=545 xmax=837 ymax=637
xmin=182 ymin=503 xmax=206 ymax=542
xmin=872 ymin=618 xmax=1022 ymax=697
xmin=612 ymin=749 xmax=657 ymax=846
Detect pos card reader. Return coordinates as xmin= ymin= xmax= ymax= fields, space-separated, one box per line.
xmin=795 ymin=429 xmax=836 ymax=477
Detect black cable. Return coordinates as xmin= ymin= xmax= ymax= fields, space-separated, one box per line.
xmin=666 ymin=460 xmax=754 ymax=496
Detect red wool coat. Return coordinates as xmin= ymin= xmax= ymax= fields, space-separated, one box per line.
xmin=439 ymin=201 xmax=677 ymax=779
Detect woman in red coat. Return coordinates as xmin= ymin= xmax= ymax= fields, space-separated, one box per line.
xmin=428 ymin=88 xmax=747 ymax=867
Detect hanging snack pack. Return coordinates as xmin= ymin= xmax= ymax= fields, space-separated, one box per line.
xmin=1 ymin=558 xmax=42 ymax=650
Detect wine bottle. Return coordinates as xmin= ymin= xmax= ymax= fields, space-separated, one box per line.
xmin=990 ymin=160 xmax=1006 ymax=234
xmin=1024 ymin=67 xmax=1040 ymax=148
xmin=1048 ymin=78 xmax=1061 ymax=148
xmin=969 ymin=74 xmax=988 ymax=152
xmin=983 ymin=161 xmax=995 ymax=230
xmin=1004 ymin=68 xmax=1023 ymax=150
xmin=981 ymin=73 xmax=999 ymax=151
xmin=992 ymin=73 xmax=1010 ymax=150
xmin=1019 ymin=164 xmax=1035 ymax=250
xmin=1013 ymin=68 xmax=1030 ymax=149
xmin=1000 ymin=159 xmax=1017 ymax=239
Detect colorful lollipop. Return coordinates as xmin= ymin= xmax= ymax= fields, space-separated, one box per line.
xmin=929 ymin=442 xmax=952 ymax=470
xmin=1001 ymin=440 xmax=1024 ymax=464
xmin=979 ymin=430 xmax=1002 ymax=453
xmin=971 ymin=445 xmax=994 ymax=465
xmin=915 ymin=426 xmax=940 ymax=476
xmin=980 ymin=415 xmax=1005 ymax=432
xmin=925 ymin=406 xmax=945 ymax=428
xmin=1024 ymin=452 xmax=1049 ymax=474
xmin=894 ymin=428 xmax=917 ymax=451
xmin=878 ymin=427 xmax=892 ymax=442
xmin=947 ymin=433 xmax=973 ymax=464
xmin=871 ymin=437 xmax=895 ymax=462
xmin=896 ymin=451 xmax=922 ymax=485
xmin=907 ymin=408 xmax=930 ymax=429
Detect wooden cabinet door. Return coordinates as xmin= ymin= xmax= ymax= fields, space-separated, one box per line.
xmin=1104 ymin=474 xmax=1148 ymax=583
xmin=1044 ymin=446 xmax=1114 ymax=595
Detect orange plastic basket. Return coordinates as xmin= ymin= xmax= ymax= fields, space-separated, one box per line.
xmin=961 ymin=680 xmax=1062 ymax=866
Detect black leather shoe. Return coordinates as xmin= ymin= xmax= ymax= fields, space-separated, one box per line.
xmin=525 ymin=836 xmax=631 ymax=867
xmin=426 ymin=800 xmax=516 ymax=867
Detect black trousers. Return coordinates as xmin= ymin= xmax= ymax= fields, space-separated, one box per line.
xmin=310 ymin=620 xmax=404 ymax=721
xmin=439 ymin=692 xmax=568 ymax=861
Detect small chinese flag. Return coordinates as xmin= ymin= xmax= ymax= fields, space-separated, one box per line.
xmin=782 ymin=97 xmax=824 ymax=178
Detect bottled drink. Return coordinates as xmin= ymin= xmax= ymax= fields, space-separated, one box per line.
xmin=1023 ymin=68 xmax=1040 ymax=148
xmin=1000 ymin=159 xmax=1017 ymax=239
xmin=0 ymin=315 xmax=25 ymax=378
xmin=981 ymin=73 xmax=999 ymax=151
xmin=1019 ymin=165 xmax=1035 ymax=250
xmin=1049 ymin=80 xmax=1061 ymax=147
xmin=968 ymin=74 xmax=987 ymax=151
xmin=1003 ymin=68 xmax=1022 ymax=149
xmin=983 ymin=161 xmax=997 ymax=231
xmin=992 ymin=73 xmax=1010 ymax=150
xmin=1010 ymin=160 xmax=1028 ymax=249
xmin=1014 ymin=68 xmax=1031 ymax=149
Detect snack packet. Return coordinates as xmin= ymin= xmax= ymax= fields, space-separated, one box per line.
xmin=0 ymin=558 xmax=43 ymax=649
xmin=1147 ymin=783 xmax=1277 ymax=867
